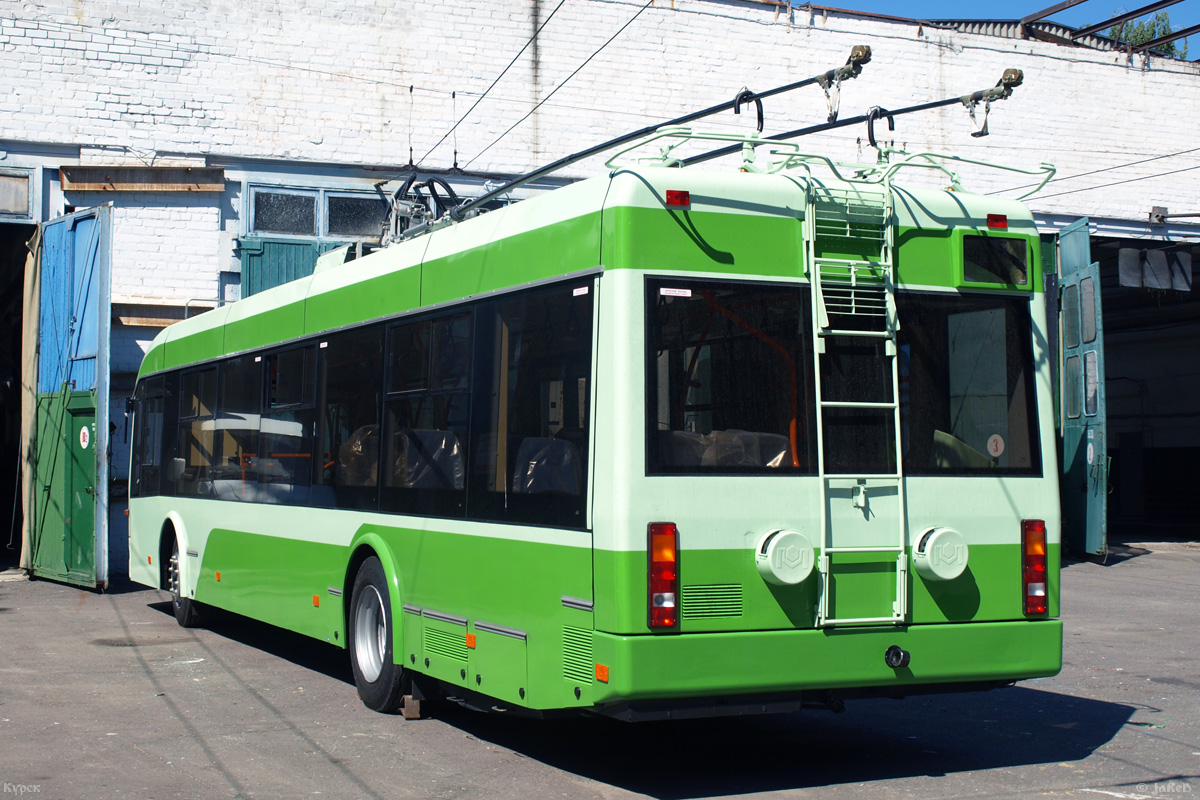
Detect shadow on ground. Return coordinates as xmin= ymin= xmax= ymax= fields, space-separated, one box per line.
xmin=126 ymin=577 xmax=1136 ymax=799
xmin=144 ymin=595 xmax=355 ymax=686
xmin=429 ymin=685 xmax=1133 ymax=799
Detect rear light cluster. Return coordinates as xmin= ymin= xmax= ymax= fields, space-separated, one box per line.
xmin=648 ymin=522 xmax=679 ymax=630
xmin=1022 ymin=519 xmax=1048 ymax=616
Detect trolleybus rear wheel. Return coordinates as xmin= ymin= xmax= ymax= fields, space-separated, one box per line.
xmin=349 ymin=556 xmax=407 ymax=713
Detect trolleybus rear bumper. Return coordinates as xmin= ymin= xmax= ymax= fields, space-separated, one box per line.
xmin=590 ymin=619 xmax=1062 ymax=705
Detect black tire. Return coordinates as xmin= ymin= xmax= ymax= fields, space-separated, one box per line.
xmin=169 ymin=539 xmax=204 ymax=628
xmin=349 ymin=556 xmax=407 ymax=713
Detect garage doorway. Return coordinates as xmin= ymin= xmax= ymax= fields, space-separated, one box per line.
xmin=1 ymin=222 xmax=36 ymax=572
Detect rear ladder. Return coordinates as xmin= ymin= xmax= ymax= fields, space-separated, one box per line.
xmin=805 ymin=183 xmax=908 ymax=627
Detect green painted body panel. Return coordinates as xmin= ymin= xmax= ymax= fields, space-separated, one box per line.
xmin=895 ymin=225 xmax=1044 ymax=293
xmin=304 ymin=262 xmax=422 ymax=332
xmin=420 ymin=211 xmax=602 ymax=306
xmin=601 ymin=206 xmax=804 ymax=277
xmin=591 ymin=619 xmax=1062 ymax=702
xmin=596 ymin=542 xmax=1059 ymax=635
xmin=222 ymin=299 xmax=308 ymax=357
xmin=195 ymin=529 xmax=346 ymax=644
xmin=182 ymin=513 xmax=593 ymax=711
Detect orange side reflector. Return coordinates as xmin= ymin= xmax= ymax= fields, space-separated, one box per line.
xmin=595 ymin=664 xmax=609 ymax=683
xmin=147 ymin=556 xmax=152 ymax=564
xmin=466 ymin=633 xmax=476 ymax=649
xmin=215 ymin=571 xmax=221 ymax=582
xmin=312 ymin=595 xmax=320 ymax=607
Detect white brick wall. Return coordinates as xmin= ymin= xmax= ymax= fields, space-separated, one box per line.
xmin=3 ymin=0 xmax=1199 ymax=284
xmin=67 ymin=191 xmax=224 ymax=302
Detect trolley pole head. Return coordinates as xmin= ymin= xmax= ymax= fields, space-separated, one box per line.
xmin=977 ymin=68 xmax=1025 ymax=103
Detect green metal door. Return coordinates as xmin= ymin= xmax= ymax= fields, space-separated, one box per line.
xmin=1058 ymin=218 xmax=1107 ymax=555
xmin=65 ymin=402 xmax=97 ymax=578
xmin=31 ymin=390 xmax=98 ymax=585
xmin=239 ymin=237 xmax=340 ymax=297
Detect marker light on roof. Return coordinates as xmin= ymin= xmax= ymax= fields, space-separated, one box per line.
xmin=665 ymin=190 xmax=690 ymax=207
xmin=987 ymin=214 xmax=1008 ymax=229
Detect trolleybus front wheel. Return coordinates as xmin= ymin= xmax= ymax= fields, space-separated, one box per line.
xmin=349 ymin=556 xmax=407 ymax=713
xmin=169 ymin=539 xmax=205 ymax=628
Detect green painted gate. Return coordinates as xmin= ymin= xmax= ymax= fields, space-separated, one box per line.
xmin=28 ymin=206 xmax=112 ymax=587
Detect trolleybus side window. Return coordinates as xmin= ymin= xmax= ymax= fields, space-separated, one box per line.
xmin=212 ymin=354 xmax=262 ymax=501
xmin=175 ymin=367 xmax=217 ymax=496
xmin=469 ymin=283 xmax=593 ymax=527
xmin=897 ymin=292 xmax=1040 ymax=473
xmin=258 ymin=346 xmax=316 ymax=504
xmin=130 ymin=377 xmax=165 ymax=498
xmin=645 ymin=278 xmax=816 ymax=475
xmin=381 ymin=313 xmax=471 ymax=518
xmin=315 ymin=325 xmax=384 ymax=510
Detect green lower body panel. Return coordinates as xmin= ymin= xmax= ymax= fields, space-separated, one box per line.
xmin=591 ymin=619 xmax=1062 ymax=703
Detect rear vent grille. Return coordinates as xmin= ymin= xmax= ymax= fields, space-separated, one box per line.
xmin=424 ymin=626 xmax=467 ymax=662
xmin=682 ymin=584 xmax=744 ymax=619
xmin=562 ymin=626 xmax=594 ymax=684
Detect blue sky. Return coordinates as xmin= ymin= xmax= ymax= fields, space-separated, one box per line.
xmin=836 ymin=1 xmax=1196 ymax=53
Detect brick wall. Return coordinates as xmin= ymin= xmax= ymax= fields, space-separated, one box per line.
xmin=4 ymin=0 xmax=1199 ymax=296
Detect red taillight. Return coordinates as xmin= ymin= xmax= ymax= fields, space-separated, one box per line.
xmin=1022 ymin=519 xmax=1048 ymax=616
xmin=987 ymin=213 xmax=1008 ymax=229
xmin=648 ymin=522 xmax=679 ymax=630
xmin=665 ymin=190 xmax=690 ymax=208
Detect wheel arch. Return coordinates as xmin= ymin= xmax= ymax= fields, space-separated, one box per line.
xmin=157 ymin=511 xmax=189 ymax=591
xmin=344 ymin=529 xmax=406 ymax=656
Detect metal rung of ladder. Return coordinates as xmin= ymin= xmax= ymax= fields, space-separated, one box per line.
xmin=805 ymin=181 xmax=909 ymax=629
xmin=819 ymin=400 xmax=898 ymax=410
xmin=819 ymin=329 xmax=894 ymax=339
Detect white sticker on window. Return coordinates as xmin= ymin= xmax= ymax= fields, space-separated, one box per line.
xmin=987 ymin=434 xmax=1005 ymax=458
xmin=660 ymin=288 xmax=692 ymax=298
xmin=573 ymin=286 xmax=589 ymax=297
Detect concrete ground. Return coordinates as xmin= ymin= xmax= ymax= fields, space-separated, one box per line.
xmin=0 ymin=539 xmax=1196 ymax=800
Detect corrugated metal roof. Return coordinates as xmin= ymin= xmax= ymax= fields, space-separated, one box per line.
xmin=791 ymin=4 xmax=1135 ymax=55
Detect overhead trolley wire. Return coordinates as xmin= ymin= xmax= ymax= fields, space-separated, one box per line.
xmin=987 ymin=145 xmax=1200 ymax=196
xmin=446 ymin=46 xmax=871 ymax=220
xmin=464 ymin=0 xmax=655 ymax=169
xmin=417 ymin=0 xmax=568 ymax=168
xmin=1033 ymin=162 xmax=1200 ymax=200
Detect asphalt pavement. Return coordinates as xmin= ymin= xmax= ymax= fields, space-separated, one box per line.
xmin=0 ymin=538 xmax=1196 ymax=800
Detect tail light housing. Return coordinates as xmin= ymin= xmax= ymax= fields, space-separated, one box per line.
xmin=1022 ymin=519 xmax=1048 ymax=616
xmin=648 ymin=522 xmax=679 ymax=630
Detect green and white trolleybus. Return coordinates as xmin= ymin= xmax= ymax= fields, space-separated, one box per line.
xmin=128 ymin=71 xmax=1062 ymax=720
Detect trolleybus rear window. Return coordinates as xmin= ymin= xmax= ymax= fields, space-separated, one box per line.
xmin=897 ymin=292 xmax=1040 ymax=474
xmin=963 ymin=235 xmax=1028 ymax=286
xmin=645 ymin=278 xmax=817 ymax=475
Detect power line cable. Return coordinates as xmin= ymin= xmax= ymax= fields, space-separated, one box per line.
xmin=1035 ymin=162 xmax=1200 ymax=199
xmin=988 ymin=145 xmax=1200 ymax=195
xmin=465 ymin=0 xmax=654 ymax=169
xmin=417 ymin=0 xmax=568 ymax=168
